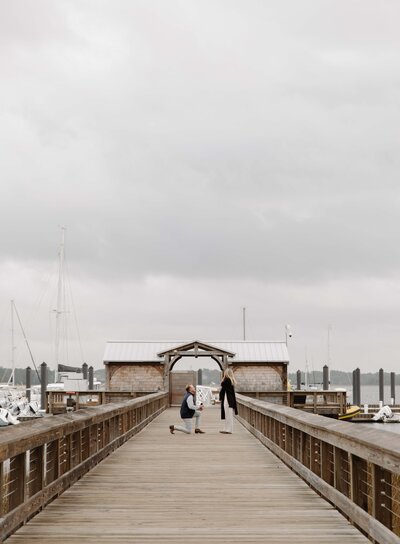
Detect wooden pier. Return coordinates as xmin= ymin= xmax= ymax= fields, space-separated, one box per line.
xmin=6 ymin=406 xmax=369 ymax=543
xmin=0 ymin=392 xmax=399 ymax=543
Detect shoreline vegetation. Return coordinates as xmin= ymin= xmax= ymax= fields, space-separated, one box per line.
xmin=288 ymin=370 xmax=400 ymax=386
xmin=0 ymin=367 xmax=397 ymax=387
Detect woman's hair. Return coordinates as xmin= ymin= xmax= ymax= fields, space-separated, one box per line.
xmin=222 ymin=367 xmax=237 ymax=385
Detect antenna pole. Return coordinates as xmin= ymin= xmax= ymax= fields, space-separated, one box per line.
xmin=54 ymin=227 xmax=66 ymax=383
xmin=242 ymin=307 xmax=246 ymax=341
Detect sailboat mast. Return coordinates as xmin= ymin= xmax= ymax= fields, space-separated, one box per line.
xmin=9 ymin=300 xmax=15 ymax=386
xmin=54 ymin=227 xmax=66 ymax=383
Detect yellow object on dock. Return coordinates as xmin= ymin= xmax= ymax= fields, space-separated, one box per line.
xmin=338 ymin=405 xmax=361 ymax=420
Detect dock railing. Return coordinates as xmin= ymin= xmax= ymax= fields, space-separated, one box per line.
xmin=237 ymin=394 xmax=400 ymax=544
xmin=0 ymin=391 xmax=168 ymax=541
xmin=238 ymin=390 xmax=347 ymax=415
xmin=46 ymin=390 xmax=158 ymax=414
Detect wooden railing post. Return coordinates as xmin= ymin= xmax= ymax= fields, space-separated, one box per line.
xmin=321 ymin=442 xmax=334 ymax=486
xmin=8 ymin=453 xmax=26 ymax=510
xmin=373 ymin=465 xmax=392 ymax=531
xmin=350 ymin=454 xmax=369 ymax=512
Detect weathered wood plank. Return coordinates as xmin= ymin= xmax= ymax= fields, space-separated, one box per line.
xmin=6 ymin=407 xmax=369 ymax=543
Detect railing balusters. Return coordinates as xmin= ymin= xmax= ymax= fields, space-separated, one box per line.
xmin=321 ymin=442 xmax=334 ymax=487
xmin=373 ymin=465 xmax=393 ymax=529
xmin=351 ymin=454 xmax=369 ymax=512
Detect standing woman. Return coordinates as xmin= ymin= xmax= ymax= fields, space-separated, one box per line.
xmin=219 ymin=368 xmax=238 ymax=434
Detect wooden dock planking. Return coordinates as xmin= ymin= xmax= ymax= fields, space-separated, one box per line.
xmin=7 ymin=407 xmax=369 ymax=543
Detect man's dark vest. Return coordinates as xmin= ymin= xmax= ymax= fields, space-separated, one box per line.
xmin=180 ymin=392 xmax=195 ymax=419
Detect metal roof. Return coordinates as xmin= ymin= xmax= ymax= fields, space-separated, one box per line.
xmin=103 ymin=341 xmax=289 ymax=364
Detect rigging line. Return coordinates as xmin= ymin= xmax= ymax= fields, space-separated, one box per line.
xmin=13 ymin=302 xmax=41 ymax=383
xmin=65 ymin=258 xmax=85 ymax=363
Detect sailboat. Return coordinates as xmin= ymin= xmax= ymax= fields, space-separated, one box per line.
xmin=47 ymin=227 xmax=93 ymax=392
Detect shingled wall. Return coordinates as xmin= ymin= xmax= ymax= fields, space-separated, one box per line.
xmin=233 ymin=364 xmax=286 ymax=393
xmin=107 ymin=363 xmax=164 ymax=392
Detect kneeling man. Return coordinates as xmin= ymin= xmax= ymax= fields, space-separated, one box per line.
xmin=169 ymin=384 xmax=205 ymax=434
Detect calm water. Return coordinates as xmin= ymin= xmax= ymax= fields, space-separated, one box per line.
xmin=334 ymin=384 xmax=400 ymax=435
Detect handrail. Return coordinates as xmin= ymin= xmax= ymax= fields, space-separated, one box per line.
xmin=236 ymin=394 xmax=400 ymax=544
xmin=237 ymin=390 xmax=347 ymax=415
xmin=46 ymin=390 xmax=157 ymax=413
xmin=0 ymin=391 xmax=168 ymax=541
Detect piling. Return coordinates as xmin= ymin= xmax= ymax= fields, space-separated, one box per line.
xmin=379 ymin=368 xmax=384 ymax=404
xmin=25 ymin=366 xmax=31 ymax=402
xmin=390 ymin=372 xmax=396 ymax=404
xmin=197 ymin=368 xmax=202 ymax=386
xmin=352 ymin=368 xmax=361 ymax=405
xmin=323 ymin=365 xmax=329 ymax=390
xmin=40 ymin=362 xmax=47 ymax=410
xmin=89 ymin=366 xmax=94 ymax=390
xmin=355 ymin=368 xmax=361 ymax=405
xmin=82 ymin=362 xmax=88 ymax=380
xmin=296 ymin=370 xmax=301 ymax=390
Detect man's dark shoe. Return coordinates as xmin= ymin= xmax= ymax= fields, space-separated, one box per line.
xmin=169 ymin=425 xmax=175 ymax=434
xmin=195 ymin=428 xmax=205 ymax=434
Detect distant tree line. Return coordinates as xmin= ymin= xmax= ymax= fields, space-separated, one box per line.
xmin=288 ymin=370 xmax=400 ymax=386
xmin=7 ymin=366 xmax=394 ymax=388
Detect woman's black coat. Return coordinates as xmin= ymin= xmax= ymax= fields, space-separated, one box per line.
xmin=219 ymin=377 xmax=238 ymax=419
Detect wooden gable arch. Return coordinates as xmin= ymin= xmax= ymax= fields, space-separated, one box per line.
xmin=160 ymin=340 xmax=235 ymax=387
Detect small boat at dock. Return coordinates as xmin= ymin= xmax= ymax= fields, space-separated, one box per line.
xmin=338 ymin=404 xmax=361 ymax=420
xmin=291 ymin=389 xmax=360 ymax=420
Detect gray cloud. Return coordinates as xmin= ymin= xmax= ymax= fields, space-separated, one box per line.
xmin=1 ymin=1 xmax=400 ymax=371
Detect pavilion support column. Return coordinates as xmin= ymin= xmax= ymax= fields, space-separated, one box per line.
xmin=163 ymin=355 xmax=171 ymax=392
xmin=222 ymin=355 xmax=228 ymax=371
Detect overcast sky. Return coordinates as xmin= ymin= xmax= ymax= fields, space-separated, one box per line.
xmin=1 ymin=0 xmax=400 ymax=374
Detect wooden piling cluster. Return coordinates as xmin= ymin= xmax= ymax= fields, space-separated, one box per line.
xmin=237 ymin=394 xmax=400 ymax=544
xmin=0 ymin=392 xmax=168 ymax=541
xmin=296 ymin=366 xmax=397 ymax=405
